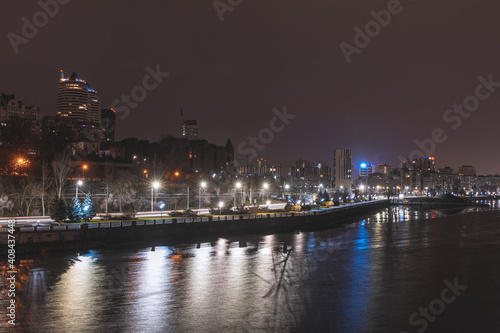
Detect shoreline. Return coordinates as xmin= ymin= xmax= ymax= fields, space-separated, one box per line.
xmin=1 ymin=201 xmax=389 ymax=254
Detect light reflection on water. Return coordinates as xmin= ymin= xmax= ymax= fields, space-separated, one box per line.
xmin=3 ymin=206 xmax=500 ymax=332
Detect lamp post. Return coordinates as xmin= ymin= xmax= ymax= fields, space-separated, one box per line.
xmin=151 ymin=181 xmax=160 ymax=212
xmin=82 ymin=164 xmax=88 ymax=180
xmin=105 ymin=183 xmax=109 ymax=215
xmin=284 ymin=183 xmax=290 ymax=202
xmin=199 ymin=181 xmax=207 ymax=209
xmin=218 ymin=201 xmax=223 ymax=216
xmin=76 ymin=180 xmax=83 ymax=200
xmin=159 ymin=202 xmax=165 ymax=219
xmin=235 ymin=182 xmax=242 ymax=208
xmin=263 ymin=182 xmax=269 ymax=204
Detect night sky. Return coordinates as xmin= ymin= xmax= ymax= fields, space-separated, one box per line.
xmin=1 ymin=1 xmax=499 ymax=175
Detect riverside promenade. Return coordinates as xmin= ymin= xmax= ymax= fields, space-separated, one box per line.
xmin=0 ymin=200 xmax=389 ymax=253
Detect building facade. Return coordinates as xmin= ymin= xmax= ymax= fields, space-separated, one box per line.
xmin=458 ymin=165 xmax=476 ymax=176
xmin=101 ymin=108 xmax=116 ymax=144
xmin=179 ymin=109 xmax=198 ymax=139
xmin=0 ymin=93 xmax=41 ymax=136
xmin=333 ymin=148 xmax=353 ymax=188
xmin=291 ymin=159 xmax=331 ymax=183
xmin=56 ymin=71 xmax=100 ymax=123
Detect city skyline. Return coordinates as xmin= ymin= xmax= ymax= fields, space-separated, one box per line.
xmin=1 ymin=1 xmax=500 ymax=175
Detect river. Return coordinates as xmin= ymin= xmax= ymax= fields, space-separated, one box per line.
xmin=2 ymin=203 xmax=500 ymax=332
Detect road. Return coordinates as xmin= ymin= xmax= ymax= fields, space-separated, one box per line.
xmin=0 ymin=203 xmax=288 ymax=226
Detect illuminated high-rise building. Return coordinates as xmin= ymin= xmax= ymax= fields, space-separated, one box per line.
xmin=333 ymin=148 xmax=353 ymax=188
xmin=86 ymin=83 xmax=101 ymax=123
xmin=56 ymin=71 xmax=100 ymax=123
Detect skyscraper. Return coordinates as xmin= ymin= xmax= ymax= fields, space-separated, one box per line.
xmin=56 ymin=71 xmax=100 ymax=123
xmin=86 ymin=83 xmax=101 ymax=123
xmin=333 ymin=148 xmax=353 ymax=188
xmin=101 ymin=108 xmax=116 ymax=143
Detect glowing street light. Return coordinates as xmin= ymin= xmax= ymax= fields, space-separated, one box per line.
xmin=234 ymin=182 xmax=242 ymax=208
xmin=218 ymin=201 xmax=224 ymax=215
xmin=199 ymin=181 xmax=207 ymax=209
xmin=76 ymin=180 xmax=84 ymax=199
xmin=262 ymin=183 xmax=270 ymax=204
xmin=151 ymin=181 xmax=160 ymax=212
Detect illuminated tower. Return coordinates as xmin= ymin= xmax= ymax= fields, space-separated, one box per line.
xmin=56 ymin=71 xmax=100 ymax=123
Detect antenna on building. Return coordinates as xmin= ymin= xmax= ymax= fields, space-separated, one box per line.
xmin=60 ymin=69 xmax=65 ymax=81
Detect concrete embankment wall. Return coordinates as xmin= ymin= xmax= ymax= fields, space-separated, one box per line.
xmin=0 ymin=200 xmax=389 ymax=254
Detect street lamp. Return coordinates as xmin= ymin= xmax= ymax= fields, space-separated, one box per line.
xmin=151 ymin=181 xmax=160 ymax=212
xmin=159 ymin=202 xmax=166 ymax=219
xmin=76 ymin=180 xmax=83 ymax=199
xmin=218 ymin=201 xmax=224 ymax=215
xmin=82 ymin=164 xmax=88 ymax=180
xmin=234 ymin=182 xmax=242 ymax=208
xmin=262 ymin=183 xmax=269 ymax=204
xmin=199 ymin=181 xmax=207 ymax=209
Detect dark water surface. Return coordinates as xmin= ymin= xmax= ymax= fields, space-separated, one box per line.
xmin=2 ymin=204 xmax=500 ymax=333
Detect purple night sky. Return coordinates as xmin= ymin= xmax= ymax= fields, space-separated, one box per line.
xmin=1 ymin=0 xmax=499 ymax=174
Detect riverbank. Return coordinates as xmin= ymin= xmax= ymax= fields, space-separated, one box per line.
xmin=0 ymin=200 xmax=389 ymax=254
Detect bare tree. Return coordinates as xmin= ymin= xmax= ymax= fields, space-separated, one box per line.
xmin=40 ymin=162 xmax=52 ymax=216
xmin=109 ymin=170 xmax=138 ymax=213
xmin=0 ymin=180 xmax=14 ymax=216
xmin=52 ymin=152 xmax=72 ymax=198
xmin=7 ymin=177 xmax=41 ymax=216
